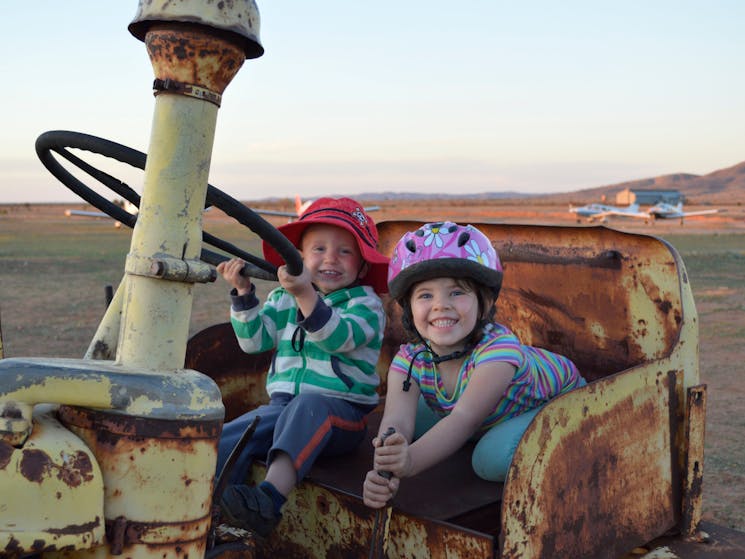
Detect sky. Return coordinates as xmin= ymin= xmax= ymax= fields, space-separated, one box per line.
xmin=1 ymin=1 xmax=744 ymax=204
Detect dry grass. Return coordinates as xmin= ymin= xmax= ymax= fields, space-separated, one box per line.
xmin=1 ymin=202 xmax=743 ymax=532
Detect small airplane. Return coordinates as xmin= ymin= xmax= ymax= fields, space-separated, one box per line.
xmin=569 ymin=202 xmax=642 ymax=223
xmin=253 ymin=195 xmax=380 ymax=222
xmin=572 ymin=200 xmax=724 ymax=225
xmin=646 ymin=201 xmax=722 ymax=222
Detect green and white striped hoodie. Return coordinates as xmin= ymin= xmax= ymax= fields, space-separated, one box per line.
xmin=229 ymin=284 xmax=385 ymax=406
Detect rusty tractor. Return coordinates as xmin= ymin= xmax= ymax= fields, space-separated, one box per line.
xmin=2 ymin=1 xmax=744 ymax=558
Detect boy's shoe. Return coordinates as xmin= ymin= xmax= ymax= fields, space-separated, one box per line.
xmin=219 ymin=484 xmax=281 ymax=538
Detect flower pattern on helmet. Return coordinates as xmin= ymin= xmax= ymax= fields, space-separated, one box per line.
xmin=422 ymin=222 xmax=456 ymax=248
xmin=465 ymin=238 xmax=489 ymax=265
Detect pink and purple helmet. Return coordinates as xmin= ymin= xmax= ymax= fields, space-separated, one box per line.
xmin=387 ymin=222 xmax=503 ymax=300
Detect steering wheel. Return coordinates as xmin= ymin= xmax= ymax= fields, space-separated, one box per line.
xmin=35 ymin=130 xmax=303 ymax=280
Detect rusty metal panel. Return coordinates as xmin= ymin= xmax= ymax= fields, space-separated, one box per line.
xmin=500 ymin=368 xmax=685 ymax=559
xmin=245 ymin=463 xmax=495 ymax=559
xmin=58 ymin=405 xmax=221 ymax=558
xmin=142 ymin=26 xmax=247 ymax=98
xmin=681 ymin=384 xmax=707 ymax=535
xmin=1 ymin=406 xmax=105 ymax=555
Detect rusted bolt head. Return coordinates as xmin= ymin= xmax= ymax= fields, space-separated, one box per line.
xmin=129 ymin=0 xmax=263 ymax=59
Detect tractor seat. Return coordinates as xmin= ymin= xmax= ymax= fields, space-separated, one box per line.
xmin=306 ymin=406 xmax=503 ymax=522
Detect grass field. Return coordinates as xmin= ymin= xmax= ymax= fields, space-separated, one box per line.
xmin=1 ymin=206 xmax=743 ymax=532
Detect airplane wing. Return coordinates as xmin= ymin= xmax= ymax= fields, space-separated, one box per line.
xmin=676 ymin=209 xmax=721 ymax=218
xmin=65 ymin=209 xmax=111 ymax=218
xmin=650 ymin=205 xmax=723 ymax=219
xmin=609 ymin=209 xmax=652 ymax=219
xmin=587 ymin=208 xmax=651 ymax=222
xmin=251 ymin=208 xmax=299 ymax=218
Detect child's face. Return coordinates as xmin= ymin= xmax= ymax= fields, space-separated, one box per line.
xmin=300 ymin=224 xmax=365 ymax=294
xmin=410 ymin=277 xmax=479 ymax=354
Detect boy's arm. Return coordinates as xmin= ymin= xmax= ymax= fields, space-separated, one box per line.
xmin=300 ymin=291 xmax=386 ymax=354
xmin=229 ymin=284 xmax=281 ymax=354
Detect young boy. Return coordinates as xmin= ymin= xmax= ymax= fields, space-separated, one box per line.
xmin=215 ymin=197 xmax=389 ymax=537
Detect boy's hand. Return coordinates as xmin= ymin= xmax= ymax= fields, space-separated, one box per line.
xmin=216 ymin=258 xmax=253 ymax=295
xmin=277 ymin=265 xmax=319 ymax=319
xmin=373 ymin=432 xmax=412 ymax=479
xmin=363 ymin=469 xmax=400 ymax=509
xmin=277 ymin=264 xmax=313 ymax=297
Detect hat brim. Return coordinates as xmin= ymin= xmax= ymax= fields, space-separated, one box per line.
xmin=262 ymin=219 xmax=390 ymax=294
xmin=388 ymin=259 xmax=502 ymax=300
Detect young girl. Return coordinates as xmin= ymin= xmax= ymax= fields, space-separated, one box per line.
xmin=363 ymin=221 xmax=586 ymax=509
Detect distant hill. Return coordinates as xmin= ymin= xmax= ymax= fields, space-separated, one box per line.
xmin=528 ymin=161 xmax=745 ymax=205
xmin=250 ymin=160 xmax=745 ymax=206
xmin=364 ymin=160 xmax=745 ymax=204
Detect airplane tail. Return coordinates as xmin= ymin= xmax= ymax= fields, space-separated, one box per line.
xmin=295 ymin=195 xmax=313 ymax=217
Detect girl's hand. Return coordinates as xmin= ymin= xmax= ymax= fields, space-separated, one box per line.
xmin=373 ymin=432 xmax=412 ymax=479
xmin=216 ymin=258 xmax=253 ymax=295
xmin=363 ymin=469 xmax=400 ymax=509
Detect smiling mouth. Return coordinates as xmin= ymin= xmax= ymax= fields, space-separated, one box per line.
xmin=431 ymin=318 xmax=457 ymax=328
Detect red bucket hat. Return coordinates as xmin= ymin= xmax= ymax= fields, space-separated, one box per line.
xmin=262 ymin=197 xmax=390 ymax=294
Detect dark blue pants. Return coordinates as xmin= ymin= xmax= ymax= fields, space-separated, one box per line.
xmin=217 ymin=392 xmax=373 ymax=485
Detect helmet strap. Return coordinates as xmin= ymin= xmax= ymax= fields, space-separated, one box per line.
xmin=423 ymin=337 xmax=475 ymax=364
xmin=402 ymin=342 xmax=474 ymax=392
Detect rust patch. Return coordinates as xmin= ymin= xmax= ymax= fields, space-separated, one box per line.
xmin=58 ymin=450 xmax=95 ymax=486
xmin=89 ymin=339 xmax=113 ymax=360
xmin=46 ymin=518 xmax=101 ymax=536
xmin=20 ymin=448 xmax=52 ymax=482
xmin=58 ymin=405 xmax=222 ymax=440
xmin=1 ymin=402 xmax=23 ymax=418
xmin=145 ymin=24 xmax=246 ymax=94
xmin=655 ymin=298 xmax=673 ymax=315
xmin=0 ymin=439 xmax=13 ymax=469
xmin=3 ymin=536 xmax=21 ymax=554
xmin=315 ymin=492 xmax=331 ymax=515
xmin=19 ymin=448 xmax=94 ymax=486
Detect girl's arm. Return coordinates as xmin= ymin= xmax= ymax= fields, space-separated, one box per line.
xmin=375 ymin=360 xmax=515 ymax=479
xmin=376 ymin=368 xmax=421 ymax=444
xmin=363 ymin=368 xmax=420 ymax=508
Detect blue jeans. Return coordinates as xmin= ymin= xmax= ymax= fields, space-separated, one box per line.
xmin=217 ymin=392 xmax=373 ymax=485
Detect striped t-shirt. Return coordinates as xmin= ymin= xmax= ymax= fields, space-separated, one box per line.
xmin=389 ymin=322 xmax=583 ymax=432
